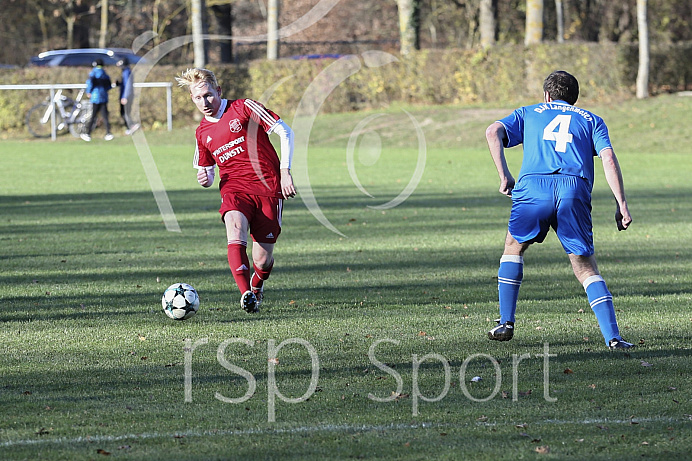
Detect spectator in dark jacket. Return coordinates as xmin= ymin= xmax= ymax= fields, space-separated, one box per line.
xmin=81 ymin=59 xmax=113 ymax=141
xmin=116 ymin=57 xmax=140 ymax=135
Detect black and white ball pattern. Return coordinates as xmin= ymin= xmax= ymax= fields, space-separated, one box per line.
xmin=162 ymin=283 xmax=200 ymax=320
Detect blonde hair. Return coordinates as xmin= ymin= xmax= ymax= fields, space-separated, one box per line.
xmin=175 ymin=68 xmax=219 ymax=91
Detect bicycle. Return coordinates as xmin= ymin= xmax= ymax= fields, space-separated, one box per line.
xmin=25 ymin=89 xmax=93 ymax=138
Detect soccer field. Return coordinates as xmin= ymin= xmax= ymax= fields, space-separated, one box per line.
xmin=1 ymin=95 xmax=690 ymax=460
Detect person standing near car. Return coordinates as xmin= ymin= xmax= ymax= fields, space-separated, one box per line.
xmin=81 ymin=58 xmax=113 ymax=141
xmin=116 ymin=57 xmax=140 ymax=135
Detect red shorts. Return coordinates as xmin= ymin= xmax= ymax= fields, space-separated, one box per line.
xmin=220 ymin=193 xmax=283 ymax=243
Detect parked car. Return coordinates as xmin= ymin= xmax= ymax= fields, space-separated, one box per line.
xmin=29 ymin=48 xmax=144 ymax=67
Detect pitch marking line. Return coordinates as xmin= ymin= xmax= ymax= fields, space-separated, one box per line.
xmin=1 ymin=417 xmax=685 ymax=448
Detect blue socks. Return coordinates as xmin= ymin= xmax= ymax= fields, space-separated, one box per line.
xmin=498 ymin=255 xmax=523 ymax=323
xmin=497 ymin=258 xmax=622 ymax=345
xmin=583 ymin=275 xmax=621 ymax=344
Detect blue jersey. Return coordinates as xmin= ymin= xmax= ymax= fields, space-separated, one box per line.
xmin=498 ymin=100 xmax=612 ymax=190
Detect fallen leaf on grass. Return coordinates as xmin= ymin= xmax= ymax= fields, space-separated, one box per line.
xmin=418 ymin=331 xmax=427 ymax=336
xmin=515 ymin=423 xmax=528 ymax=429
xmin=640 ymin=441 xmax=649 ymax=446
xmin=96 ymin=449 xmax=111 ymax=455
xmin=138 ymin=334 xmax=146 ymax=341
xmin=564 ymin=368 xmax=574 ymax=374
xmin=589 ymin=384 xmax=596 ymax=389
xmin=535 ymin=446 xmax=550 ymax=454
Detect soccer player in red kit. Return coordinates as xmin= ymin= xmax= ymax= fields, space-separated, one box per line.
xmin=176 ymin=68 xmax=296 ymax=313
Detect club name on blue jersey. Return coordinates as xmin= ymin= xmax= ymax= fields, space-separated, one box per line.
xmin=498 ymin=100 xmax=612 ymax=190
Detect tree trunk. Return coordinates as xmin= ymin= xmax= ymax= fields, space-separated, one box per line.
xmin=525 ymin=0 xmax=543 ymax=45
xmin=37 ymin=8 xmax=49 ymax=50
xmin=636 ymin=0 xmax=649 ymax=99
xmin=396 ymin=0 xmax=420 ymax=55
xmin=211 ymin=4 xmax=233 ymax=63
xmin=66 ymin=16 xmax=75 ymax=49
xmin=191 ymin=0 xmax=206 ymax=68
xmin=480 ymin=0 xmax=496 ymax=49
xmin=99 ymin=0 xmax=108 ymax=48
xmin=267 ymin=0 xmax=279 ymax=60
xmin=555 ymin=0 xmax=564 ymax=43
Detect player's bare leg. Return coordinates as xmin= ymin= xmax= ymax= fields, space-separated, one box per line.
xmin=568 ymin=254 xmax=633 ymax=350
xmin=251 ymin=242 xmax=274 ymax=307
xmin=224 ymin=211 xmax=258 ymax=312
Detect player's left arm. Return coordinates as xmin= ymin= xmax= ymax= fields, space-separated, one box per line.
xmin=270 ymin=119 xmax=296 ymax=199
xmin=600 ymin=147 xmax=632 ymax=231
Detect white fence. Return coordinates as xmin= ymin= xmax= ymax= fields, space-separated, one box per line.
xmin=0 ymin=82 xmax=173 ymax=140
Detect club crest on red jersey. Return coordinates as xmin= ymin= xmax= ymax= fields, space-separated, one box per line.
xmin=229 ymin=118 xmax=242 ymax=133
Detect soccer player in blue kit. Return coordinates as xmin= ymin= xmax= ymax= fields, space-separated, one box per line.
xmin=485 ymin=70 xmax=634 ymax=350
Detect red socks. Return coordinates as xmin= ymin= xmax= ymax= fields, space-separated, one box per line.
xmin=227 ymin=243 xmax=251 ymax=294
xmin=251 ymin=259 xmax=274 ymax=289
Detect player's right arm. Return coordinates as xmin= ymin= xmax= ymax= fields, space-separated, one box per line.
xmin=193 ymin=136 xmax=215 ymax=188
xmin=486 ymin=122 xmax=515 ymax=197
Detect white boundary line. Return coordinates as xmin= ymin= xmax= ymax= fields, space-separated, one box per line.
xmin=1 ymin=417 xmax=685 ymax=448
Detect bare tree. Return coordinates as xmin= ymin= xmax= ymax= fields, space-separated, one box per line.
xmin=267 ymin=0 xmax=279 ymax=60
xmin=48 ymin=0 xmax=92 ymax=49
xmin=636 ymin=0 xmax=649 ymax=99
xmin=479 ymin=0 xmax=495 ymax=48
xmin=525 ymin=0 xmax=543 ymax=45
xmin=209 ymin=0 xmax=233 ymax=63
xmin=99 ymin=0 xmax=109 ymax=48
xmin=396 ymin=0 xmax=420 ymax=55
xmin=191 ymin=0 xmax=206 ymax=67
xmin=555 ymin=0 xmax=564 ymax=43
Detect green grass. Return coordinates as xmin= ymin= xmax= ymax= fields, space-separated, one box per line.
xmin=1 ymin=94 xmax=691 ymax=460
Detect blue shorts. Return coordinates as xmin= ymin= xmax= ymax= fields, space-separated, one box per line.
xmin=508 ymin=174 xmax=594 ymax=256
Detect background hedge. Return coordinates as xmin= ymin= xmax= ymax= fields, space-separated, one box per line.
xmin=1 ymin=42 xmax=690 ymax=136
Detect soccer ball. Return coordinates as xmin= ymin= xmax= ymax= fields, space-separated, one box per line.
xmin=161 ymin=283 xmax=200 ymax=320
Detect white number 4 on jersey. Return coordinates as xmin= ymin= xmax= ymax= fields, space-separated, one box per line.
xmin=543 ymin=114 xmax=573 ymax=153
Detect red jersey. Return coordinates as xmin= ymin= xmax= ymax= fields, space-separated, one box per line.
xmin=194 ymin=99 xmax=282 ymax=198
